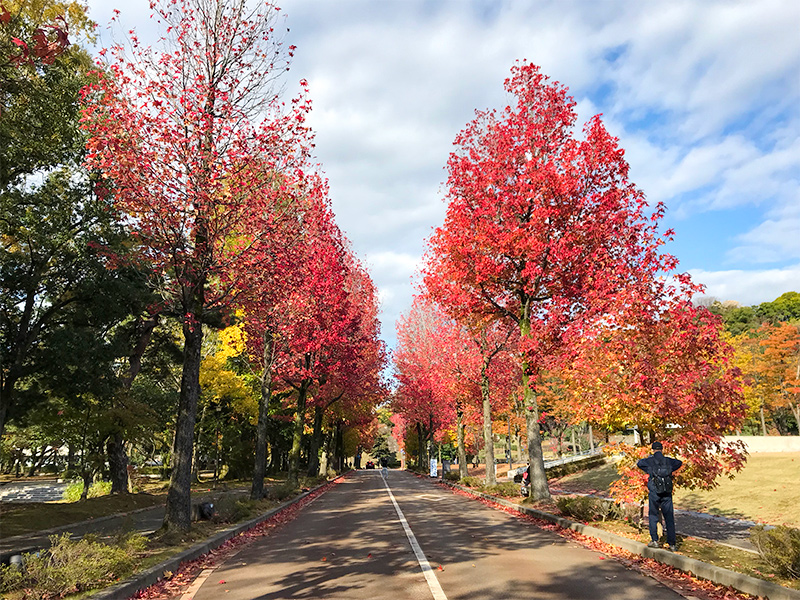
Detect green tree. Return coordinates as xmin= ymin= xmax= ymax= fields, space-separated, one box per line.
xmin=0 ymin=0 xmax=98 ymax=439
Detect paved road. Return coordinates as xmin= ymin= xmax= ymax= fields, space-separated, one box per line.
xmin=0 ymin=480 xmax=68 ymax=502
xmin=188 ymin=470 xmax=684 ymax=600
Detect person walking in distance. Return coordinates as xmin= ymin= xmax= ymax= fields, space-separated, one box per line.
xmin=637 ymin=441 xmax=682 ymax=551
xmin=380 ymin=455 xmax=388 ymax=478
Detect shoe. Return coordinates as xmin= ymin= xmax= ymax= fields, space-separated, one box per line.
xmin=647 ymin=541 xmax=659 ymax=549
xmin=669 ymin=545 xmax=678 ymax=552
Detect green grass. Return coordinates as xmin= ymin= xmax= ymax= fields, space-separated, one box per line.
xmin=592 ymin=520 xmax=800 ymax=590
xmin=0 ymin=476 xmax=306 ymax=540
xmin=550 ymin=452 xmax=800 ymax=528
xmin=0 ymin=494 xmax=165 ymax=539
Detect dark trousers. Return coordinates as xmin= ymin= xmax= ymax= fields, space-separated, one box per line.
xmin=648 ymin=493 xmax=676 ymax=545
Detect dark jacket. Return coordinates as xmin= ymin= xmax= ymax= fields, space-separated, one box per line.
xmin=637 ymin=451 xmax=682 ymax=496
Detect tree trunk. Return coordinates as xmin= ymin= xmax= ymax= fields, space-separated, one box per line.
xmin=307 ymin=405 xmax=324 ymax=477
xmin=457 ymin=406 xmax=468 ymax=478
xmin=335 ymin=421 xmax=345 ymax=472
xmin=481 ymin=354 xmax=496 ymax=485
xmin=589 ymin=424 xmax=594 ymax=452
xmin=107 ymin=432 xmax=129 ymax=494
xmin=416 ymin=422 xmax=424 ymax=471
xmin=27 ymin=447 xmax=41 ymax=477
xmin=80 ymin=469 xmax=92 ymax=501
xmin=320 ymin=429 xmax=331 ymax=476
xmin=523 ymin=373 xmax=550 ymax=500
xmin=0 ymin=374 xmax=19 ymax=445
xmin=163 ymin=308 xmax=204 ymax=532
xmin=287 ymin=378 xmax=310 ymax=487
xmin=251 ymin=332 xmax=275 ymax=499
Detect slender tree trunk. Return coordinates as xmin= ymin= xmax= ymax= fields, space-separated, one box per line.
xmin=480 ymin=337 xmax=496 ymax=485
xmin=192 ymin=404 xmax=207 ymax=483
xmin=307 ymin=405 xmax=324 ymax=477
xmin=320 ymin=429 xmax=331 ymax=476
xmin=27 ymin=447 xmax=41 ymax=477
xmin=288 ymin=378 xmax=310 ymax=487
xmin=251 ymin=332 xmax=274 ymax=499
xmin=760 ymin=403 xmax=767 ymax=435
xmin=457 ymin=406 xmax=468 ymax=478
xmin=163 ymin=305 xmax=204 ymax=532
xmin=110 ymin=314 xmax=158 ymax=495
xmin=0 ymin=375 xmax=19 ymax=444
xmin=589 ymin=424 xmax=594 ymax=452
xmin=107 ymin=432 xmax=129 ymax=494
xmin=416 ymin=422 xmax=423 ymax=471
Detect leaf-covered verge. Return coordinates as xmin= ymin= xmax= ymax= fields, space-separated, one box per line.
xmin=447 ymin=480 xmax=800 ymax=594
xmin=0 ymin=476 xmax=334 ymax=599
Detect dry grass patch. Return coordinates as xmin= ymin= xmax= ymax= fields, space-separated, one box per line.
xmin=673 ymin=453 xmax=800 ymax=527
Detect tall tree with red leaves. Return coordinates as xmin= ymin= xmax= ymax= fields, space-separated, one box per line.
xmin=81 ymin=0 xmax=310 ymax=530
xmin=424 ymin=62 xmax=672 ymax=500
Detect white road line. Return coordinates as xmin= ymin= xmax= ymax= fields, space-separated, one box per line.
xmin=380 ymin=475 xmax=448 ymax=600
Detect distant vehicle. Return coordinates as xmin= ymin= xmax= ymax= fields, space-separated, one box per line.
xmin=365 ymin=460 xmax=375 ymax=469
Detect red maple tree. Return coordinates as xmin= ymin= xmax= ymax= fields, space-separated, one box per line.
xmin=81 ymin=0 xmax=310 ymax=530
xmin=424 ymin=62 xmax=672 ymax=500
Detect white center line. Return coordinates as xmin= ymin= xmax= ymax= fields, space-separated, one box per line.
xmin=380 ymin=475 xmax=448 ymax=600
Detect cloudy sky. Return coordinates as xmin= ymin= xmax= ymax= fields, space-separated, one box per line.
xmin=85 ymin=0 xmax=800 ymax=351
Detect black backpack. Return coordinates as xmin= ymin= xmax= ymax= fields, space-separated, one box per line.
xmin=651 ymin=456 xmax=673 ymax=495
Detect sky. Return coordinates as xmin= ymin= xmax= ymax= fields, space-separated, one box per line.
xmin=84 ymin=0 xmax=800 ymax=352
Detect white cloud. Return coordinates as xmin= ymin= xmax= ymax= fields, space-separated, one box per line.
xmin=691 ymin=265 xmax=800 ymax=305
xmin=84 ymin=0 xmax=800 ymax=350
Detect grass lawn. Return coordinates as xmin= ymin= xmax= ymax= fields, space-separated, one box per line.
xmin=0 ymin=493 xmax=165 ymax=539
xmin=0 ymin=477 xmax=302 ymax=539
xmin=550 ymin=452 xmax=800 ymax=528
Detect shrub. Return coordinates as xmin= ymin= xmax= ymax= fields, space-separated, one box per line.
xmin=267 ymin=483 xmax=297 ymax=502
xmin=460 ymin=476 xmax=481 ymax=488
xmin=212 ymin=497 xmax=252 ymax=523
xmin=556 ymin=495 xmax=622 ymax=522
xmin=751 ymin=525 xmax=800 ymax=579
xmin=483 ymin=482 xmax=520 ymax=498
xmin=0 ymin=532 xmax=145 ymax=598
xmin=443 ymin=471 xmax=460 ymax=482
xmin=62 ymin=480 xmax=113 ymax=502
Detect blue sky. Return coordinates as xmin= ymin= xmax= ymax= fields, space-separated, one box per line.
xmin=85 ymin=0 xmax=800 ymax=351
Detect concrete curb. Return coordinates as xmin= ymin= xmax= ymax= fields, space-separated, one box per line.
xmin=441 ymin=480 xmax=800 ymax=600
xmin=92 ymin=477 xmax=344 ymax=600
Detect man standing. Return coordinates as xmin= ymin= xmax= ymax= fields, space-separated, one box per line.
xmin=637 ymin=441 xmax=682 ymax=551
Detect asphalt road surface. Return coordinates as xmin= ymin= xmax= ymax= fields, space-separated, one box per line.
xmin=187 ymin=470 xmax=685 ymax=600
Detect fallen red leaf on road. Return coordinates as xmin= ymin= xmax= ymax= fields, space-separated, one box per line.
xmin=218 ymin=580 xmax=226 ymax=584
xmin=321 ymin=557 xmax=327 ymax=561
xmin=132 ymin=475 xmax=352 ymax=599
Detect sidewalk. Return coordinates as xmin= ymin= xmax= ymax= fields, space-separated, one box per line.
xmin=0 ymin=487 xmax=249 ymax=562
